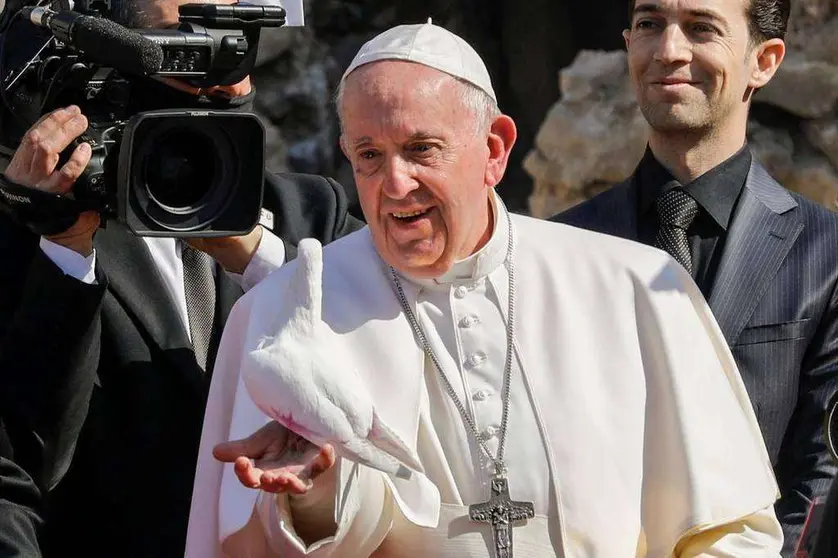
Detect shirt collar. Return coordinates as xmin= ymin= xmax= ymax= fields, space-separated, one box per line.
xmin=638 ymin=144 xmax=752 ymax=230
xmin=401 ymin=189 xmax=510 ymax=289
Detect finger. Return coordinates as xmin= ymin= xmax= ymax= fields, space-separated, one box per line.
xmin=261 ymin=470 xmax=310 ymax=495
xmin=39 ymin=141 xmax=92 ymax=194
xmin=301 ymin=444 xmax=336 ymax=483
xmin=26 ymin=108 xmax=86 ymax=174
xmin=285 ymin=473 xmax=313 ymax=495
xmin=233 ymin=457 xmax=263 ymax=489
xmin=33 ymin=105 xmax=81 ymax=130
xmin=213 ymin=421 xmax=288 ymax=462
xmin=214 ymin=437 xmax=265 ymax=463
xmin=5 ymin=107 xmax=82 ymax=183
xmin=213 ymin=440 xmax=243 ymax=462
xmin=257 ymin=472 xmax=292 ymax=494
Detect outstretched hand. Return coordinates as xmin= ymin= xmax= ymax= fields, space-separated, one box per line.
xmin=213 ymin=421 xmax=336 ymax=495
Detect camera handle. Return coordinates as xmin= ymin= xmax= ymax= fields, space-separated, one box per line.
xmin=0 ymin=172 xmax=92 ymax=235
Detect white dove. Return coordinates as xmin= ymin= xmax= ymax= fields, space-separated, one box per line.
xmin=241 ymin=238 xmax=424 ymax=480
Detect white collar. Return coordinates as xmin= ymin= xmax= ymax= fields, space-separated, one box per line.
xmin=401 ymin=189 xmax=510 ymax=289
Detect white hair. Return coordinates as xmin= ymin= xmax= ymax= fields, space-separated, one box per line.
xmin=334 ymin=70 xmax=500 ymax=136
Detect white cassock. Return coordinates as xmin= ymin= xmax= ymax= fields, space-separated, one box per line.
xmin=186 ymin=192 xmax=783 ymax=557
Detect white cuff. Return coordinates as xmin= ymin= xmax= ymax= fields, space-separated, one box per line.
xmin=39 ymin=237 xmax=97 ymax=284
xmin=256 ymin=460 xmax=392 ymax=557
xmin=228 ymin=228 xmax=287 ymax=293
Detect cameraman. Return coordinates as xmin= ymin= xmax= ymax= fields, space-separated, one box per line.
xmin=0 ymin=1 xmax=363 ymax=556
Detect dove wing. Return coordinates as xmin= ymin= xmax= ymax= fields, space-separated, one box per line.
xmin=313 ymin=365 xmax=424 ymax=478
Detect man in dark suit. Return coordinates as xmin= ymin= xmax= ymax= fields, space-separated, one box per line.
xmin=0 ymin=1 xmax=363 ymax=556
xmin=553 ymin=0 xmax=838 ymax=554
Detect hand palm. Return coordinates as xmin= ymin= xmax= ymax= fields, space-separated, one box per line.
xmin=214 ymin=421 xmax=336 ymax=495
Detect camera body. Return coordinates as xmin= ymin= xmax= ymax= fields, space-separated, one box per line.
xmin=0 ymin=1 xmax=286 ymax=236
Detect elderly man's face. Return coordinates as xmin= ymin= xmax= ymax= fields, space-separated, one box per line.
xmin=340 ymin=61 xmax=504 ymax=279
xmin=624 ymin=0 xmax=764 ymax=134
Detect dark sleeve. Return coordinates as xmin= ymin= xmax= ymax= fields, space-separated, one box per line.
xmin=0 ymin=417 xmax=43 ymax=558
xmin=262 ymin=173 xmax=365 ymax=260
xmin=775 ymin=278 xmax=838 ymax=555
xmin=0 ymin=219 xmax=106 ymax=493
xmin=813 ymin=479 xmax=838 ymax=558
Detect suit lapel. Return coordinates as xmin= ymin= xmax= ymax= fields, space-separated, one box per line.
xmin=95 ymin=223 xmax=192 ymax=352
xmin=707 ymin=162 xmax=804 ymax=344
xmin=594 ymin=176 xmax=640 ymax=240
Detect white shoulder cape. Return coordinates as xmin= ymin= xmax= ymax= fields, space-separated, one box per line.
xmin=186 ymin=218 xmax=779 ymax=557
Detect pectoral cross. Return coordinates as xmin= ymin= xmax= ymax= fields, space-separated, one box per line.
xmin=469 ymin=476 xmax=535 ymax=558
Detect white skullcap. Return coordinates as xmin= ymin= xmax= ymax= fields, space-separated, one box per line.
xmin=341 ymin=18 xmax=497 ymax=103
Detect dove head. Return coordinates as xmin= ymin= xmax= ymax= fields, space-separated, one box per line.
xmin=336 ymin=22 xmax=518 ymax=279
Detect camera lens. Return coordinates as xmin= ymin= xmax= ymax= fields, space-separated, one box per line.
xmin=123 ymin=111 xmax=262 ymax=235
xmin=143 ymin=128 xmax=217 ymax=210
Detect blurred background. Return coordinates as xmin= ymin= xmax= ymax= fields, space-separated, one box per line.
xmin=4 ymin=0 xmax=838 ymax=219
xmin=251 ymin=0 xmax=838 ymax=221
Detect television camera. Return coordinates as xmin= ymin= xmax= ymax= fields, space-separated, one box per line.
xmin=0 ymin=0 xmax=285 ymax=236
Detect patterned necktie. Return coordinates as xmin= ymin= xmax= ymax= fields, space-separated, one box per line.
xmin=654 ymin=188 xmax=699 ymax=274
xmin=181 ymin=243 xmax=217 ymax=372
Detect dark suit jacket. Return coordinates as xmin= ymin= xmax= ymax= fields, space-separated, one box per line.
xmin=0 ymin=173 xmax=363 ymax=557
xmin=553 ymin=159 xmax=838 ymax=554
xmin=0 ymin=453 xmax=41 ymax=558
xmin=813 ymin=478 xmax=838 ymax=557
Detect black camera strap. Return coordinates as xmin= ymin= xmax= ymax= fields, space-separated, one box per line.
xmin=0 ymin=173 xmax=87 ymax=235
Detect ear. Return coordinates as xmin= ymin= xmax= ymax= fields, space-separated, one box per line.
xmin=623 ymin=29 xmax=631 ymax=50
xmin=484 ymin=114 xmax=517 ymax=188
xmin=749 ymin=38 xmax=785 ymax=89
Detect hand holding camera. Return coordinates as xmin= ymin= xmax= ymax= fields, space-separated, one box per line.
xmin=4 ymin=104 xmax=100 ymax=255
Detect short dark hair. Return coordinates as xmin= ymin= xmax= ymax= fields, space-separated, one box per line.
xmin=627 ymin=0 xmax=790 ymax=42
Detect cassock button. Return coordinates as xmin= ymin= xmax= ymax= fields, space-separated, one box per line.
xmin=482 ymin=425 xmax=499 ymax=439
xmin=454 ymin=285 xmax=469 ymax=299
xmin=459 ymin=315 xmax=480 ymax=328
xmin=466 ymin=352 xmax=487 ymax=368
xmin=473 ymin=389 xmax=493 ymax=401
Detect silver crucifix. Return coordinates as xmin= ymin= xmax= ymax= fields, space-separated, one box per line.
xmin=469 ymin=476 xmax=535 ymax=558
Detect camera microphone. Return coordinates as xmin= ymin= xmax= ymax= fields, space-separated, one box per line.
xmin=21 ymin=6 xmax=164 ymax=75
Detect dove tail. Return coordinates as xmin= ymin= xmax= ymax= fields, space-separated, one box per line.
xmin=369 ymin=413 xmax=425 ymax=475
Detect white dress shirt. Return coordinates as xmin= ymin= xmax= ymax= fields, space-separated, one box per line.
xmin=39 ymin=228 xmax=287 ymax=339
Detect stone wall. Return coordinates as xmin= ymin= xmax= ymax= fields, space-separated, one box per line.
xmin=524 ymin=2 xmax=838 ymax=218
